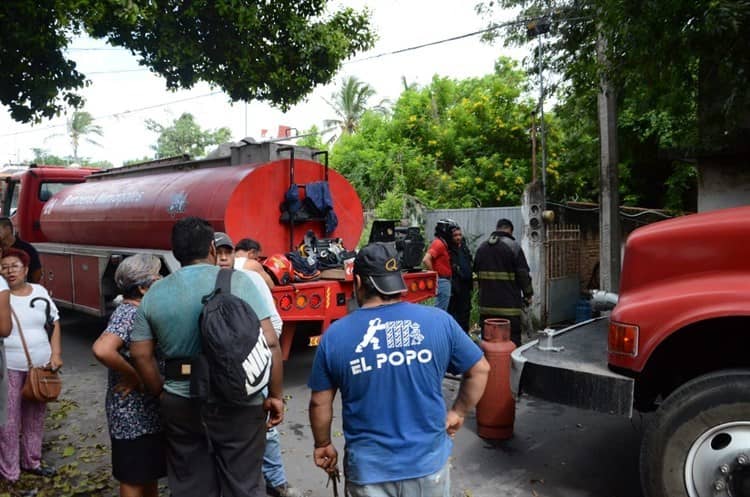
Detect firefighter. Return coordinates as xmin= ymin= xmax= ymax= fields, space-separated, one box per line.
xmin=474 ymin=218 xmax=533 ymax=347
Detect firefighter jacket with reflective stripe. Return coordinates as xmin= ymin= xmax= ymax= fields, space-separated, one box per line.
xmin=473 ymin=231 xmax=533 ymax=317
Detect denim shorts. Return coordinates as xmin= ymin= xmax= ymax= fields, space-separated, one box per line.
xmin=345 ymin=461 xmax=450 ymax=497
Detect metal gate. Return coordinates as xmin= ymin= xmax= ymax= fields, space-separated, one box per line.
xmin=546 ymin=224 xmax=581 ymax=324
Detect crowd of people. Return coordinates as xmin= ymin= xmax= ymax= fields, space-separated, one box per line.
xmin=427 ymin=217 xmax=534 ymax=346
xmin=0 ymin=214 xmax=532 ymax=497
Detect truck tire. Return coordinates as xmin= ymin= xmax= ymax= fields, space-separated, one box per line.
xmin=640 ymin=369 xmax=750 ymax=497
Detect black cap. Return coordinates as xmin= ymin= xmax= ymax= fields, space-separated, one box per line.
xmin=214 ymin=232 xmax=234 ymax=249
xmin=354 ymin=242 xmax=407 ymax=295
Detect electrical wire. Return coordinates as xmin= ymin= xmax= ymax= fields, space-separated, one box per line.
xmin=2 ymin=12 xmax=592 ymax=139
xmin=547 ymin=200 xmax=674 ymax=219
xmin=0 ymin=91 xmax=223 ymax=138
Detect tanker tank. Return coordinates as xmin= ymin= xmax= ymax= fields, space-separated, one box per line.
xmin=39 ymin=146 xmax=364 ymax=255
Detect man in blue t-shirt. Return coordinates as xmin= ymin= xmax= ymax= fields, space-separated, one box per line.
xmin=308 ymin=242 xmax=489 ymax=496
xmin=130 ymin=217 xmax=284 ymax=497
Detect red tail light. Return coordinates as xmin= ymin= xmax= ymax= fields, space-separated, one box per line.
xmin=278 ymin=294 xmax=293 ymax=312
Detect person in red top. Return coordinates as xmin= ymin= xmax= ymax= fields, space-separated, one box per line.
xmin=422 ymin=219 xmax=457 ymax=310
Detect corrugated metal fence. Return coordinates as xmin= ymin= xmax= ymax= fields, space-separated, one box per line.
xmin=424 ymin=207 xmax=524 ymax=253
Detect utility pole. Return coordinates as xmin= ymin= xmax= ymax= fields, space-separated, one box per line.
xmin=597 ymin=31 xmax=621 ymax=292
xmin=525 ymin=17 xmax=551 ymax=327
xmin=537 ymin=30 xmax=547 ymax=205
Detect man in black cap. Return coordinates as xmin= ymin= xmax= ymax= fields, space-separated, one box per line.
xmin=308 ymin=242 xmax=489 ymax=496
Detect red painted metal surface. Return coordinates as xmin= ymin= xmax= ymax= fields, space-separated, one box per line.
xmin=476 ymin=318 xmax=516 ymax=440
xmin=39 ymin=254 xmax=73 ymax=302
xmin=609 ymin=205 xmax=750 ymax=372
xmin=38 ymin=159 xmax=364 ymax=255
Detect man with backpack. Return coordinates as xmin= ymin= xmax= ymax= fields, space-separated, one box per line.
xmin=130 ymin=217 xmax=284 ymax=497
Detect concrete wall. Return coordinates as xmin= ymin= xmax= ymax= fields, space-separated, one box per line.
xmin=698 ymin=162 xmax=750 ymax=212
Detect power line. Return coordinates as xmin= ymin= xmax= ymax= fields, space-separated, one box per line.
xmin=0 ymin=91 xmax=223 ymax=138
xmin=3 ymin=13 xmax=592 ymax=138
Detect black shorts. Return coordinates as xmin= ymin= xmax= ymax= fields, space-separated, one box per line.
xmin=111 ymin=432 xmax=167 ymax=484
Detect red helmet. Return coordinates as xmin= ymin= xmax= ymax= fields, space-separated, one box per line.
xmin=263 ymin=254 xmax=292 ymax=286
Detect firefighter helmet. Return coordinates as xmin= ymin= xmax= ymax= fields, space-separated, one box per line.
xmin=434 ymin=218 xmax=459 ymax=240
xmin=263 ymin=254 xmax=293 ymax=286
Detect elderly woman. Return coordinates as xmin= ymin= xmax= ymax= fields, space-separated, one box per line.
xmin=0 ymin=248 xmax=61 ymax=481
xmin=92 ymin=254 xmax=165 ymax=497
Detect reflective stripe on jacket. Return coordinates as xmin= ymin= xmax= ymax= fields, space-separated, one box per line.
xmin=473 ymin=231 xmax=533 ymax=316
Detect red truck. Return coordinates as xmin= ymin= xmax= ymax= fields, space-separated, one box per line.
xmin=3 ymin=142 xmax=437 ymax=359
xmin=511 ymin=206 xmax=750 ymax=497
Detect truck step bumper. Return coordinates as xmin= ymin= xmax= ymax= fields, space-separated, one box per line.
xmin=511 ymin=317 xmax=634 ymax=417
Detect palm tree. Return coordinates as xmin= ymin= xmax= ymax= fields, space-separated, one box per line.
xmin=67 ymin=111 xmax=103 ymax=163
xmin=323 ymin=76 xmax=387 ymax=135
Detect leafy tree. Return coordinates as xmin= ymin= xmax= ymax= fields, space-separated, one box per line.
xmin=30 ymin=147 xmax=111 ymax=168
xmin=146 ymin=113 xmax=232 ymax=158
xmin=0 ymin=0 xmax=374 ymax=123
xmin=297 ymin=125 xmax=328 ymax=150
xmin=67 ymin=111 xmax=103 ymax=163
xmin=477 ymin=0 xmax=748 ymax=210
xmin=324 ymin=76 xmax=386 ymax=135
xmin=331 ymin=58 xmax=539 ymax=213
xmin=31 ymin=148 xmax=69 ymax=166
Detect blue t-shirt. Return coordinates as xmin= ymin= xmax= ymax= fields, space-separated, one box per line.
xmin=308 ymin=302 xmax=483 ymax=485
xmin=131 ymin=264 xmax=272 ymax=398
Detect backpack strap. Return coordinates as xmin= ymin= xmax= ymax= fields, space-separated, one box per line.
xmin=216 ymin=268 xmax=233 ymax=295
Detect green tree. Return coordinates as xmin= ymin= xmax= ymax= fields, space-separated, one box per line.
xmin=297 ymin=125 xmax=328 ymax=150
xmin=0 ymin=0 xmax=374 ymax=123
xmin=331 ymin=58 xmax=539 ymax=214
xmin=30 ymin=148 xmax=67 ymax=166
xmin=146 ymin=113 xmax=232 ymax=158
xmin=477 ymin=0 xmax=748 ymax=210
xmin=67 ymin=110 xmax=103 ymax=163
xmin=324 ymin=76 xmax=386 ymax=135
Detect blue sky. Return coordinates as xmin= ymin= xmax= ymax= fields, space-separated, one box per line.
xmin=0 ymin=0 xmax=524 ymax=167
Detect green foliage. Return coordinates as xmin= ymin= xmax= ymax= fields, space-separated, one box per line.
xmin=324 ymin=76 xmax=384 ymax=135
xmin=477 ymin=0 xmax=749 ymax=210
xmin=30 ymin=147 xmax=111 ymax=168
xmin=146 ymin=113 xmax=231 ymax=158
xmin=297 ymin=125 xmax=327 ymax=150
xmin=0 ymin=0 xmax=374 ymax=123
xmin=67 ymin=111 xmax=103 ymax=162
xmin=331 ymin=58 xmax=538 ymax=214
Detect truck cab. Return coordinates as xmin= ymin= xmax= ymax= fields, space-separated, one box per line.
xmin=511 ymin=206 xmax=750 ymax=497
xmin=3 ymin=166 xmax=94 ymax=242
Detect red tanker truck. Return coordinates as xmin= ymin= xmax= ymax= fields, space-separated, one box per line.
xmin=2 ymin=142 xmax=437 ymax=359
xmin=511 ymin=206 xmax=750 ymax=497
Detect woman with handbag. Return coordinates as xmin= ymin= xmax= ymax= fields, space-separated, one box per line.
xmin=0 ymin=248 xmax=61 ymax=481
xmin=92 ymin=254 xmax=165 ymax=497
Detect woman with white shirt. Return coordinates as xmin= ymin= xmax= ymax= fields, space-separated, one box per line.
xmin=0 ymin=248 xmax=61 ymax=481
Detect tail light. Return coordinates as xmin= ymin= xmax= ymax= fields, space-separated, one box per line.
xmin=278 ymin=294 xmax=293 ymax=312
xmin=310 ymin=293 xmax=322 ymax=309
xmin=295 ymin=294 xmax=308 ymax=309
xmin=608 ymin=320 xmax=639 ymax=356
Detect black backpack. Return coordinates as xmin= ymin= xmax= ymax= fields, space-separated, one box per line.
xmin=190 ymin=268 xmax=272 ymax=404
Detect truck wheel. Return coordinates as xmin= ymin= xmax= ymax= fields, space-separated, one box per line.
xmin=640 ymin=369 xmax=750 ymax=497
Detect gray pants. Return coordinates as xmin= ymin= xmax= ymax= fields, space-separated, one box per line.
xmin=160 ymin=392 xmax=266 ymax=497
xmin=345 ymin=461 xmax=450 ymax=497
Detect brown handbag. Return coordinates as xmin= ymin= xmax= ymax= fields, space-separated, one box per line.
xmin=12 ymin=308 xmax=62 ymax=402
